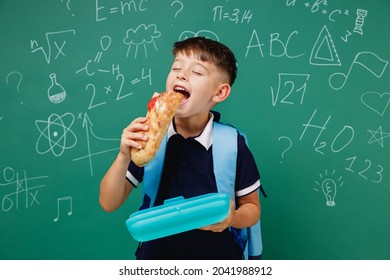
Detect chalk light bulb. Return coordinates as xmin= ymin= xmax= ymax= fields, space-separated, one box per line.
xmin=321 ymin=178 xmax=337 ymax=207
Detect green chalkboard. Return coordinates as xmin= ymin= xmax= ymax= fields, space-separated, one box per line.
xmin=1 ymin=0 xmax=389 ymax=260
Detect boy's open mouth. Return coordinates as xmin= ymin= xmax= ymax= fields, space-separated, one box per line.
xmin=174 ymin=86 xmax=190 ymax=104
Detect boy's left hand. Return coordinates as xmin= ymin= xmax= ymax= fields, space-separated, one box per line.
xmin=198 ymin=199 xmax=235 ymax=232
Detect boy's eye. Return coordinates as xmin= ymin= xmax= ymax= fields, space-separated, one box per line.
xmin=191 ymin=70 xmax=203 ymax=75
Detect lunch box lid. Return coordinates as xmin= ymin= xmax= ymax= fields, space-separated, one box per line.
xmin=125 ymin=193 xmax=230 ymax=242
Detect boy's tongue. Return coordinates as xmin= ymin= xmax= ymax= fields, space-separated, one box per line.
xmin=174 ymin=88 xmax=190 ymax=104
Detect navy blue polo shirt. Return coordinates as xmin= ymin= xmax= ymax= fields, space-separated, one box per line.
xmin=126 ymin=114 xmax=261 ymax=259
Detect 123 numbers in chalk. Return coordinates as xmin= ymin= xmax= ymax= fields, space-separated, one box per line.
xmin=212 ymin=266 xmax=272 ymax=276
xmin=345 ymin=156 xmax=384 ymax=183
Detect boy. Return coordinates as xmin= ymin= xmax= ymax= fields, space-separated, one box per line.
xmin=100 ymin=37 xmax=261 ymax=259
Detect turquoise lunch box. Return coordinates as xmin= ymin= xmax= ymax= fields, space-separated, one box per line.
xmin=125 ymin=193 xmax=230 ymax=242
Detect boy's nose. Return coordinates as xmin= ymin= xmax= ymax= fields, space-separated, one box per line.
xmin=176 ymin=72 xmax=187 ymax=81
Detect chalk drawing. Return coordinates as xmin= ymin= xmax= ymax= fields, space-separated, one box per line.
xmin=299 ymin=110 xmax=355 ymax=155
xmin=345 ymin=156 xmax=384 ymax=184
xmin=367 ymin=126 xmax=390 ymax=148
xmin=278 ymin=136 xmax=293 ymax=164
xmin=178 ymin=30 xmax=220 ymax=41
xmin=314 ymin=170 xmax=344 ymax=207
xmin=328 ymin=9 xmax=342 ymax=22
xmin=310 ymin=25 xmax=341 ymax=66
xmin=354 ymin=9 xmax=368 ymax=35
xmin=53 ymin=196 xmax=72 ymax=222
xmin=341 ymin=30 xmax=352 ymax=43
xmin=73 ymin=113 xmax=120 ymax=176
xmin=95 ymin=35 xmax=112 ymax=63
xmin=30 ymin=29 xmax=76 ymax=64
xmin=171 ymin=0 xmax=184 ymax=18
xmin=0 ymin=167 xmax=49 ymax=212
xmin=47 ymin=73 xmax=67 ymax=104
xmin=245 ymin=29 xmax=264 ymax=58
xmin=360 ymin=91 xmax=390 ymax=117
xmin=60 ymin=0 xmax=74 ymax=17
xmin=123 ymin=24 xmax=161 ymax=58
xmin=35 ymin=113 xmax=77 ymax=157
xmin=85 ymin=83 xmax=107 ymax=110
xmin=212 ymin=5 xmax=253 ymax=24
xmin=76 ymin=35 xmax=112 ymax=77
xmin=271 ymin=73 xmax=310 ymax=106
xmin=95 ymin=0 xmax=148 ymax=22
xmin=329 ymin=51 xmax=388 ymax=91
xmin=5 ymin=71 xmax=23 ymax=93
xmin=270 ymin=31 xmax=304 ymax=59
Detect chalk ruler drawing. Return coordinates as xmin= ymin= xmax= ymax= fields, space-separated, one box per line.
xmin=310 ymin=25 xmax=341 ymax=66
xmin=0 ymin=167 xmax=49 ymax=212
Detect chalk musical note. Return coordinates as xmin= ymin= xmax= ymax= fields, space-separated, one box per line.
xmin=329 ymin=51 xmax=388 ymax=91
xmin=53 ymin=196 xmax=73 ymax=222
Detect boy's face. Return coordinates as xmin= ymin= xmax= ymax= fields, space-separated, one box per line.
xmin=166 ymin=51 xmax=229 ymax=119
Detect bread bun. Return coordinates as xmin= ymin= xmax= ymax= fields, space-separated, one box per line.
xmin=130 ymin=91 xmax=183 ymax=167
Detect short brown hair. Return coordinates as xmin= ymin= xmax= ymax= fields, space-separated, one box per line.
xmin=172 ymin=37 xmax=237 ymax=86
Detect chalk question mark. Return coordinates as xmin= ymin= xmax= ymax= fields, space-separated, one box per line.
xmin=278 ymin=136 xmax=292 ymax=163
xmin=170 ymin=0 xmax=184 ymax=18
xmin=6 ymin=71 xmax=23 ymax=93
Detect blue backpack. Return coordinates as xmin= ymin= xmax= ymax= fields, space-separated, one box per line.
xmin=142 ymin=119 xmax=263 ymax=259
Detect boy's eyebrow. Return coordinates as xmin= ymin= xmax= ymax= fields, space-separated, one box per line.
xmin=172 ymin=58 xmax=210 ymax=71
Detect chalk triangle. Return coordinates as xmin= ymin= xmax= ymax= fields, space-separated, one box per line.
xmin=310 ymin=25 xmax=341 ymax=66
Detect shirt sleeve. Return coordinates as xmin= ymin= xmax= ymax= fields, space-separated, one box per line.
xmin=235 ymin=133 xmax=261 ymax=197
xmin=126 ymin=161 xmax=144 ymax=187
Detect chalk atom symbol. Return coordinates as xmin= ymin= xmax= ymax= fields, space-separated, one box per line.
xmin=35 ymin=113 xmax=77 ymax=157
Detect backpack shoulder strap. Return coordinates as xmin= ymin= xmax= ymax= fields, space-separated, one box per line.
xmin=212 ymin=121 xmax=263 ymax=260
xmin=212 ymin=121 xmax=237 ymax=200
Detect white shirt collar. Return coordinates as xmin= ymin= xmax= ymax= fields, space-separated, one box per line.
xmin=167 ymin=113 xmax=214 ymax=150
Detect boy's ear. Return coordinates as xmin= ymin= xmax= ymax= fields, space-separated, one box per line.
xmin=212 ymin=83 xmax=231 ymax=103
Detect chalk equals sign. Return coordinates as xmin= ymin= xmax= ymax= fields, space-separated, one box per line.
xmin=110 ymin=7 xmax=119 ymax=14
xmin=131 ymin=68 xmax=152 ymax=85
xmin=131 ymin=77 xmax=141 ymax=85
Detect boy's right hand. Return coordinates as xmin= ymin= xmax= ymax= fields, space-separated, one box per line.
xmin=119 ymin=117 xmax=149 ymax=160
